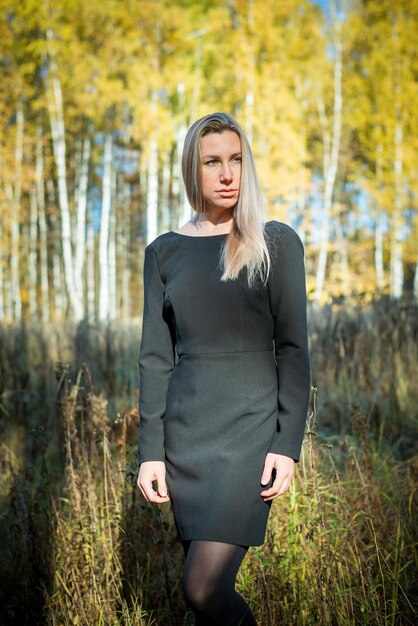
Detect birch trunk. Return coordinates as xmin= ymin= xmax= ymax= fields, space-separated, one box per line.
xmin=98 ymin=133 xmax=113 ymax=321
xmin=413 ymin=259 xmax=418 ymax=300
xmin=108 ymin=167 xmax=117 ymax=320
xmin=245 ymin=91 xmax=254 ymax=146
xmin=36 ymin=131 xmax=50 ymax=323
xmin=28 ymin=187 xmax=38 ymax=318
xmin=374 ymin=142 xmax=385 ymax=290
xmin=161 ymin=158 xmax=171 ymax=232
xmin=0 ymin=218 xmax=4 ymax=322
xmin=146 ymin=139 xmax=158 ymax=243
xmin=175 ymin=124 xmax=192 ymax=229
xmin=335 ymin=210 xmax=349 ymax=297
xmin=74 ymin=136 xmax=90 ymax=318
xmin=86 ymin=218 xmax=95 ymax=322
xmin=47 ymin=74 xmax=83 ymax=320
xmin=0 ymin=140 xmax=5 ymax=321
xmin=313 ymin=4 xmax=342 ymax=302
xmin=390 ymin=12 xmax=405 ymax=299
xmin=7 ymin=102 xmax=24 ymax=320
xmin=53 ymin=254 xmax=65 ymax=319
xmin=294 ymin=77 xmax=310 ymax=244
xmin=191 ymin=47 xmax=202 ymax=121
xmin=390 ymin=117 xmax=404 ymax=298
xmin=120 ymin=179 xmax=131 ymax=322
xmin=375 ymin=209 xmax=384 ymax=291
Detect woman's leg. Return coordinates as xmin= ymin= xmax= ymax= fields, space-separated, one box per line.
xmin=181 ymin=540 xmax=257 ymax=626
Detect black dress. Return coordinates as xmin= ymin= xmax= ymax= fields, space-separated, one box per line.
xmin=137 ymin=220 xmax=311 ymax=546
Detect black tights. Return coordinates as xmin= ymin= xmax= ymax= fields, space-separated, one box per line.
xmin=181 ymin=540 xmax=257 ymax=626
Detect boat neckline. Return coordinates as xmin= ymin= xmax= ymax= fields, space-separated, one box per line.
xmin=169 ymin=220 xmax=275 ymax=238
xmin=169 ymin=231 xmax=229 ymax=238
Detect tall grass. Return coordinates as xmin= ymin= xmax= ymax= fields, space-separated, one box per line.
xmin=0 ymin=299 xmax=417 ymax=625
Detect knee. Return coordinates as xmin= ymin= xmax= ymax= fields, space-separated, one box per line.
xmin=182 ymin=572 xmax=214 ymax=614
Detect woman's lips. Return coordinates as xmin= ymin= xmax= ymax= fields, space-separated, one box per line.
xmin=216 ymin=189 xmax=237 ymax=194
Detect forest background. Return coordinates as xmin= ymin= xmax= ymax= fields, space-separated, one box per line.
xmin=0 ymin=1 xmax=417 ymax=625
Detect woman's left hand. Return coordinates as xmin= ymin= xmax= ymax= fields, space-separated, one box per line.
xmin=260 ymin=452 xmax=295 ymax=501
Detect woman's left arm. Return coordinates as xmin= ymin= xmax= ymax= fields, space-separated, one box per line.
xmin=260 ymin=222 xmax=311 ymax=501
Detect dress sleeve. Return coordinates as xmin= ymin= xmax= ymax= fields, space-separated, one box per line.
xmin=137 ymin=244 xmax=175 ymax=465
xmin=266 ymin=223 xmax=311 ymax=463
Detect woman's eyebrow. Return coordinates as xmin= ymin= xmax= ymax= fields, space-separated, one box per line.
xmin=202 ymin=152 xmax=242 ymax=159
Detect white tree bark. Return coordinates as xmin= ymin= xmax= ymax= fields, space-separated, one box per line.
xmin=0 ymin=142 xmax=5 ymax=321
xmin=0 ymin=218 xmax=4 ymax=322
xmin=244 ymin=2 xmax=255 ymax=145
xmin=36 ymin=131 xmax=50 ymax=323
xmin=335 ymin=209 xmax=349 ymax=297
xmin=374 ymin=208 xmax=384 ymax=291
xmin=389 ymin=12 xmax=405 ymax=299
xmin=245 ymin=90 xmax=254 ymax=146
xmin=313 ymin=3 xmax=343 ymax=302
xmin=374 ymin=142 xmax=385 ymax=290
xmin=108 ymin=167 xmax=117 ymax=320
xmin=119 ymin=178 xmax=131 ymax=322
xmin=161 ymin=158 xmax=171 ymax=232
xmin=175 ymin=122 xmax=192 ymax=229
xmin=413 ymin=259 xmax=418 ymax=300
xmin=86 ymin=217 xmax=95 ymax=322
xmin=294 ymin=75 xmax=311 ymax=245
xmin=98 ymin=133 xmax=113 ymax=321
xmin=0 ymin=224 xmax=3 ymax=322
xmin=46 ymin=73 xmax=83 ymax=320
xmin=28 ymin=187 xmax=38 ymax=318
xmin=53 ymin=253 xmax=65 ymax=319
xmin=190 ymin=47 xmax=202 ymax=120
xmin=146 ymin=138 xmax=159 ymax=243
xmin=6 ymin=102 xmax=24 ymax=320
xmin=74 ymin=135 xmax=90 ymax=317
xmin=390 ymin=117 xmax=404 ymax=298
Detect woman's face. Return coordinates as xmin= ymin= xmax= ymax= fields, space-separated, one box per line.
xmin=199 ymin=130 xmax=242 ymax=215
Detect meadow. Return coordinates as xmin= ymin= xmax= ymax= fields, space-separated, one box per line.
xmin=0 ymin=298 xmax=417 ymax=626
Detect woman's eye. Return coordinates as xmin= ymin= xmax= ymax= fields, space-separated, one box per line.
xmin=233 ymin=157 xmax=242 ymax=163
xmin=206 ymin=160 xmax=218 ymax=166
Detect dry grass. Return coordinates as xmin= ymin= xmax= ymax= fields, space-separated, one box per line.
xmin=0 ymin=300 xmax=417 ymax=625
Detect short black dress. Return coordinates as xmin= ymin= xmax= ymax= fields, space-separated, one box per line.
xmin=137 ymin=220 xmax=311 ymax=546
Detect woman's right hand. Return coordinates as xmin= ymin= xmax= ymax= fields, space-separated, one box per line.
xmin=137 ymin=461 xmax=170 ymax=504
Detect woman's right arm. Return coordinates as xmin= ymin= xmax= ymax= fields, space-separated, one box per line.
xmin=137 ymin=244 xmax=175 ymax=503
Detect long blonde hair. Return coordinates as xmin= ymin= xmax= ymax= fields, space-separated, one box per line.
xmin=181 ymin=112 xmax=271 ymax=287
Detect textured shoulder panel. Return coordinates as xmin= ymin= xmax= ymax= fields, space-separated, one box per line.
xmin=264 ymin=220 xmax=304 ymax=253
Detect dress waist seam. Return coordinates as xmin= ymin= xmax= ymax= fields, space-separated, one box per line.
xmin=177 ymin=348 xmax=273 ymax=357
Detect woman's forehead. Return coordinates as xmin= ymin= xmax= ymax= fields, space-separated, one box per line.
xmin=200 ymin=130 xmax=241 ymax=154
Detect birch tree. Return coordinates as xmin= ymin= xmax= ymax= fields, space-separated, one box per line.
xmin=46 ymin=67 xmax=84 ymax=320
xmin=313 ymin=1 xmax=343 ymax=302
xmin=6 ymin=101 xmax=24 ymax=320
xmin=35 ymin=130 xmax=50 ymax=323
xmin=98 ymin=133 xmax=113 ymax=321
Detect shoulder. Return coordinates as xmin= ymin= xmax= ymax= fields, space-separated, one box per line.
xmin=144 ymin=231 xmax=182 ymax=281
xmin=263 ymin=220 xmax=304 ymax=254
xmin=144 ymin=231 xmax=178 ymax=260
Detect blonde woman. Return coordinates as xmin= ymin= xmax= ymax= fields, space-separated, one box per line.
xmin=137 ymin=112 xmax=311 ymax=625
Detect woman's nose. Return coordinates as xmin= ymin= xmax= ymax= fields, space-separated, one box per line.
xmin=220 ymin=164 xmax=233 ymax=181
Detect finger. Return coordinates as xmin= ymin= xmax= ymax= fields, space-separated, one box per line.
xmin=140 ymin=477 xmax=168 ymax=503
xmin=137 ymin=472 xmax=149 ymax=502
xmin=261 ymin=473 xmax=292 ymax=501
xmin=155 ymin=469 xmax=169 ymax=499
xmin=141 ymin=478 xmax=160 ymax=502
xmin=278 ymin=475 xmax=292 ymax=496
xmin=261 ymin=474 xmax=288 ymax=498
xmin=139 ymin=477 xmax=155 ymax=501
xmin=139 ymin=484 xmax=149 ymax=502
xmin=260 ymin=456 xmax=275 ymax=486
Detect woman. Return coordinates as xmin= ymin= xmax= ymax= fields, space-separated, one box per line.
xmin=137 ymin=112 xmax=311 ymax=625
